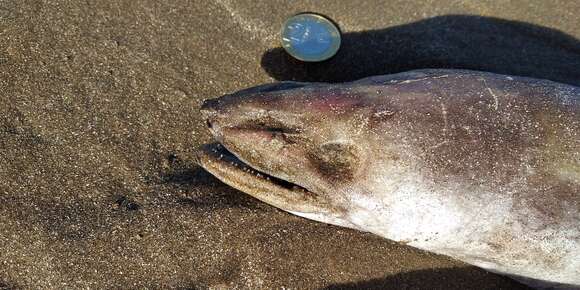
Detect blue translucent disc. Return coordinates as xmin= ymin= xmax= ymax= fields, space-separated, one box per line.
xmin=281 ymin=13 xmax=341 ymax=62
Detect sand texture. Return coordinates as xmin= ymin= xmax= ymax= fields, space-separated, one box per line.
xmin=0 ymin=0 xmax=578 ymax=289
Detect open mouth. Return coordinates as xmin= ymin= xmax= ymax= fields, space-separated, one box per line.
xmin=197 ymin=142 xmax=326 ymax=213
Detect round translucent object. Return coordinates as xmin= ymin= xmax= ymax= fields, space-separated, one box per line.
xmin=281 ymin=13 xmax=341 ymax=62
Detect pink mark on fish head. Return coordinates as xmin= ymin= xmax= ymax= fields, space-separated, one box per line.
xmin=306 ymin=91 xmax=366 ymax=113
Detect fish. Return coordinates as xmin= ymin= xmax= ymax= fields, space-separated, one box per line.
xmin=197 ymin=69 xmax=580 ymax=289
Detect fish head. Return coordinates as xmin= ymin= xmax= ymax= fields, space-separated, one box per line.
xmin=198 ymin=82 xmax=398 ymax=229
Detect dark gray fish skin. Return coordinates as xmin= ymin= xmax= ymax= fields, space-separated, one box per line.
xmin=197 ymin=69 xmax=580 ymax=289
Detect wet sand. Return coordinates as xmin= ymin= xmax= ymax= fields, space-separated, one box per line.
xmin=0 ymin=1 xmax=578 ymax=289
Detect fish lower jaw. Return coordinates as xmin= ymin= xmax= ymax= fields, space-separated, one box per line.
xmin=197 ymin=142 xmax=332 ymax=214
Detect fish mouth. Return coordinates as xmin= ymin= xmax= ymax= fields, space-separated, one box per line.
xmin=197 ymin=142 xmax=328 ymax=213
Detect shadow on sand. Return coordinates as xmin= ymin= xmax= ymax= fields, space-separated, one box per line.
xmin=261 ymin=15 xmax=580 ymax=85
xmin=324 ymin=266 xmax=531 ymax=290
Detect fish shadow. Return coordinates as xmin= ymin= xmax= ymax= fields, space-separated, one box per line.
xmin=261 ymin=15 xmax=580 ymax=85
xmin=161 ymin=164 xmax=216 ymax=188
xmin=324 ymin=266 xmax=531 ymax=290
xmin=160 ymin=161 xmax=270 ymax=211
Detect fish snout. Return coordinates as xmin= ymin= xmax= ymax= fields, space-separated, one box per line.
xmin=200 ymin=98 xmax=224 ymax=134
xmin=201 ymin=98 xmax=220 ymax=118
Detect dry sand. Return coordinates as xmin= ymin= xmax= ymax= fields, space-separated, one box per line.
xmin=0 ymin=1 xmax=578 ymax=289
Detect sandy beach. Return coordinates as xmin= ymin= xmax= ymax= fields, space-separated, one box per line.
xmin=0 ymin=1 xmax=578 ymax=289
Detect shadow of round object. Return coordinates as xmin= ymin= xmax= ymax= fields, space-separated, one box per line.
xmin=262 ymin=15 xmax=580 ymax=85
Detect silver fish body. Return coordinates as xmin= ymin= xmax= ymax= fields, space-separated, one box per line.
xmin=198 ymin=69 xmax=580 ymax=289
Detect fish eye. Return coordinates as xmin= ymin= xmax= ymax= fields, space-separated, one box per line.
xmin=309 ymin=141 xmax=361 ymax=181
